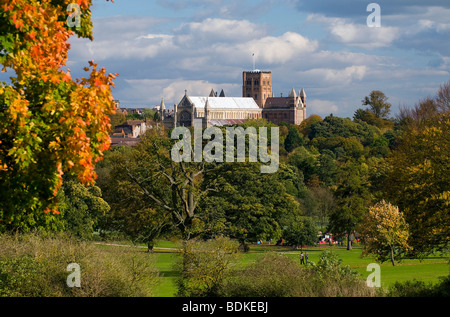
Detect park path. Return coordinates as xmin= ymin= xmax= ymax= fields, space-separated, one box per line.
xmin=93 ymin=242 xmax=181 ymax=252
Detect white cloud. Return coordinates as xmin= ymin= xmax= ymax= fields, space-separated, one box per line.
xmin=70 ymin=17 xmax=321 ymax=74
xmin=175 ymin=18 xmax=267 ymax=44
xmin=308 ymin=99 xmax=339 ymax=116
xmin=69 ymin=16 xmax=176 ymax=61
xmin=214 ymin=31 xmax=318 ymax=66
xmin=64 ymin=9 xmax=450 ymax=117
xmin=299 ymin=66 xmax=367 ymax=86
xmin=242 ymin=32 xmax=318 ymax=64
xmin=307 ymin=14 xmax=400 ymax=49
xmin=122 ymin=78 xmax=240 ymax=106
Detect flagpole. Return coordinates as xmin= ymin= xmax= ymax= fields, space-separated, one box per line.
xmin=252 ymin=53 xmax=255 ymax=71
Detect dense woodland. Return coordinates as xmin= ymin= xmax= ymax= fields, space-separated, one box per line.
xmin=10 ymin=83 xmax=445 ymax=266
xmin=107 ymin=84 xmax=449 ymax=259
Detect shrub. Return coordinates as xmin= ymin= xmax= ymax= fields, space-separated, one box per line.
xmin=221 ymin=251 xmax=376 ymax=297
xmin=0 ymin=255 xmax=46 ymax=297
xmin=175 ymin=237 xmax=239 ymax=297
xmin=0 ymin=233 xmax=158 ymax=297
xmin=387 ymin=275 xmax=450 ymax=297
xmin=306 ymin=250 xmax=376 ymax=297
xmin=220 ymin=253 xmax=314 ymax=297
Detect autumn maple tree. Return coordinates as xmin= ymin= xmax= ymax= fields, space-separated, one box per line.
xmin=0 ymin=0 xmax=116 ymax=231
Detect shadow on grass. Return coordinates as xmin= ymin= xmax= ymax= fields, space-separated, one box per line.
xmin=159 ymin=270 xmax=180 ymax=278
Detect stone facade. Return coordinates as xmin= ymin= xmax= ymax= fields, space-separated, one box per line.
xmin=263 ymin=88 xmax=307 ymax=125
xmin=160 ymin=70 xmax=307 ymax=129
xmin=242 ymin=70 xmax=273 ymax=108
xmin=113 ymin=120 xmax=149 ymax=138
xmin=160 ymin=92 xmax=262 ymax=129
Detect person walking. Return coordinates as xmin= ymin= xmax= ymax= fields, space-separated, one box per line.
xmin=300 ymin=252 xmax=305 ymax=265
xmin=305 ymin=252 xmax=309 ymax=265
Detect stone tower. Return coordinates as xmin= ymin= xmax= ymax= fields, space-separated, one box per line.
xmin=159 ymin=97 xmax=165 ymax=121
xmin=242 ymin=70 xmax=272 ymax=108
xmin=204 ymin=97 xmax=211 ymax=128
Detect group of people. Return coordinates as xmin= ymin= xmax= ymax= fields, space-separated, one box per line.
xmin=299 ymin=252 xmax=309 ymax=265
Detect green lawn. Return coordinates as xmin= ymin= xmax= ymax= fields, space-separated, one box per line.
xmin=278 ymin=245 xmax=449 ymax=288
xmin=153 ymin=252 xmax=179 ymax=297
xmin=96 ymin=240 xmax=449 ymax=297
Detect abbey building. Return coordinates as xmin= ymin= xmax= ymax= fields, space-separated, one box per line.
xmin=160 ymin=70 xmax=307 ymax=129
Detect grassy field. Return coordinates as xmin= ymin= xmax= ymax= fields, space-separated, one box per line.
xmin=95 ymin=240 xmax=449 ymax=297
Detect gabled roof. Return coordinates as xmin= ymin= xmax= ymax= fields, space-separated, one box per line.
xmin=187 ymin=96 xmax=260 ymax=110
xmin=111 ymin=137 xmax=140 ymax=147
xmin=209 ymin=119 xmax=247 ymax=126
xmin=264 ymin=97 xmax=296 ymax=109
xmin=116 ymin=120 xmax=146 ymax=127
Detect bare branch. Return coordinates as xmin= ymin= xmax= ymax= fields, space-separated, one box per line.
xmin=125 ymin=169 xmax=173 ymax=212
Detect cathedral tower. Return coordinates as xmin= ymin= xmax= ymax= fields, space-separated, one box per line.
xmin=242 ymin=71 xmax=272 ymax=108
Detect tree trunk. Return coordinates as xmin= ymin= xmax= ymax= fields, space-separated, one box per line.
xmin=390 ymin=247 xmax=396 ymax=266
xmin=238 ymin=240 xmax=249 ymax=253
xmin=347 ymin=233 xmax=352 ymax=250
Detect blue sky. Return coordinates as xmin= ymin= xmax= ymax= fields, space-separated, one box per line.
xmin=66 ymin=0 xmax=450 ymax=117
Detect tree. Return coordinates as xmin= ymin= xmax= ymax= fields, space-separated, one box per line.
xmin=369 ymin=134 xmax=391 ymax=158
xmin=358 ymin=200 xmax=411 ymax=266
xmin=0 ymin=0 xmax=116 ymax=231
xmin=95 ymin=147 xmax=172 ymax=251
xmin=361 ymin=90 xmax=391 ymax=119
xmin=354 ymin=90 xmax=393 ymax=130
xmin=302 ymin=185 xmax=335 ymax=233
xmin=354 ymin=108 xmax=394 ymax=130
xmin=298 ymin=114 xmax=322 ymax=138
xmin=308 ymin=115 xmax=380 ymax=153
xmin=288 ymin=146 xmax=317 ymax=183
xmin=100 ymin=126 xmax=215 ymax=240
xmin=436 ymin=80 xmax=450 ymax=111
xmin=202 ymin=162 xmax=300 ymax=251
xmin=384 ymin=91 xmax=450 ymax=256
xmin=328 ymin=162 xmax=372 ymax=250
xmin=58 ymin=178 xmax=110 ymax=240
xmin=284 ymin=126 xmax=304 ymax=152
xmin=316 ymin=151 xmax=338 ymax=186
xmin=281 ymin=214 xmax=317 ymax=251
xmin=142 ymin=108 xmax=156 ymax=119
xmin=109 ymin=112 xmax=126 ymax=130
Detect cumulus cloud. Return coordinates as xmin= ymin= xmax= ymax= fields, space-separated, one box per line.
xmin=156 ymin=0 xmax=281 ymax=20
xmin=302 ymin=4 xmax=450 ymax=56
xmin=62 ymin=3 xmax=450 ymax=117
xmin=69 ymin=16 xmax=175 ymax=61
xmin=384 ymin=6 xmax=450 ymax=56
xmin=306 ymin=14 xmax=400 ymax=49
xmin=300 ymin=65 xmax=367 ymax=86
xmin=69 ymin=16 xmax=322 ymax=78
xmin=214 ymin=31 xmax=318 ymax=66
xmin=295 ymin=0 xmax=450 ymax=18
xmin=308 ymin=99 xmax=339 ymax=116
xmin=174 ymin=18 xmax=267 ymax=44
xmin=121 ymin=78 xmax=240 ymax=106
